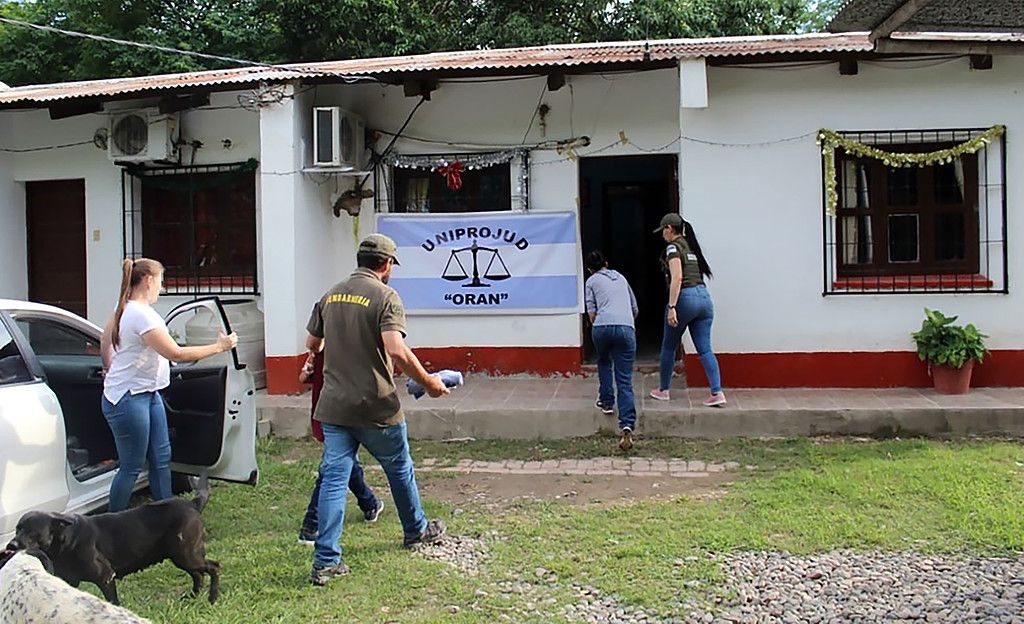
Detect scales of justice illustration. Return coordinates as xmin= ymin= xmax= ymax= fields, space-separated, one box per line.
xmin=442 ymin=240 xmax=512 ymax=287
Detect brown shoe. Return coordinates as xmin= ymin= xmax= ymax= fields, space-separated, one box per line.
xmin=310 ymin=563 xmax=350 ymax=586
xmin=618 ymin=428 xmax=634 ymax=451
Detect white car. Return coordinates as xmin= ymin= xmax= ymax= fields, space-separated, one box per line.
xmin=0 ymin=297 xmax=259 ymax=545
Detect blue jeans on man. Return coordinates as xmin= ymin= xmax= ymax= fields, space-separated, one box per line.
xmin=592 ymin=324 xmax=637 ymax=431
xmin=301 ymin=460 xmax=379 ymax=535
xmin=314 ymin=421 xmax=427 ymax=569
xmin=659 ymin=285 xmax=722 ymax=393
xmin=101 ymin=391 xmax=172 ymax=512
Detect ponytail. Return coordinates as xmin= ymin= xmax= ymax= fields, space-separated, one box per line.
xmin=681 ymin=220 xmax=713 ymax=279
xmin=110 ymin=258 xmax=164 ymax=349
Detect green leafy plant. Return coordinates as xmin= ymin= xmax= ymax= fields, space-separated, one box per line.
xmin=911 ymin=308 xmax=988 ymax=369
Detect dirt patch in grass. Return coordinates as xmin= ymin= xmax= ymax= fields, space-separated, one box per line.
xmin=420 ymin=472 xmax=735 ymax=511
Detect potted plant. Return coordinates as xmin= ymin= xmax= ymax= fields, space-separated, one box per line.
xmin=911 ymin=308 xmax=988 ymax=394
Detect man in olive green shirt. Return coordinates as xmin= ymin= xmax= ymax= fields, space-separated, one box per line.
xmin=306 ymin=233 xmax=449 ymax=586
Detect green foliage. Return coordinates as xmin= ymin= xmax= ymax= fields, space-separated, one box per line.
xmin=911 ymin=308 xmax=989 ymax=370
xmin=0 ymin=0 xmax=843 ymax=85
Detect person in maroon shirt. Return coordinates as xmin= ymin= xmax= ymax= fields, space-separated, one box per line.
xmin=296 ymin=349 xmax=384 ymax=545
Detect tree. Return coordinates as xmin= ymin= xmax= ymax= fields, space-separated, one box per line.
xmin=0 ymin=0 xmax=843 ymax=86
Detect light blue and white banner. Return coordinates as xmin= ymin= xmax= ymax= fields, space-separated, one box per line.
xmin=377 ymin=211 xmax=581 ymax=314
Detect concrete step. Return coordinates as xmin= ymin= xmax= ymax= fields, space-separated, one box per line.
xmin=256 ymin=379 xmax=1024 ymax=441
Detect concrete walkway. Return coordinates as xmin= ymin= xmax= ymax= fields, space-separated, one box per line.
xmin=257 ymin=374 xmax=1024 ymax=440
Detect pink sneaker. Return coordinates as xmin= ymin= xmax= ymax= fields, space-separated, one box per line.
xmin=702 ymin=392 xmax=727 ymax=407
xmin=649 ymin=389 xmax=670 ymax=401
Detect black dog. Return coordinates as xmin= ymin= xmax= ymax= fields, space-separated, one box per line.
xmin=6 ymin=475 xmax=219 ymax=605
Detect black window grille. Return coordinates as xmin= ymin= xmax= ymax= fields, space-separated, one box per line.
xmin=121 ymin=160 xmax=259 ymax=296
xmin=822 ymin=128 xmax=1007 ymax=295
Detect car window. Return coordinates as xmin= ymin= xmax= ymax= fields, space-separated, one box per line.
xmin=15 ymin=318 xmax=101 ymax=357
xmin=0 ymin=322 xmax=33 ymax=385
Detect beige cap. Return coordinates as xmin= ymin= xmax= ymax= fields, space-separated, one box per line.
xmin=358 ymin=233 xmax=400 ymax=265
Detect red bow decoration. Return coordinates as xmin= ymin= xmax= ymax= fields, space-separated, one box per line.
xmin=438 ymin=160 xmax=465 ymax=191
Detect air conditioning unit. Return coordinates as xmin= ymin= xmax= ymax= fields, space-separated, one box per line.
xmin=312 ymin=107 xmax=366 ymax=170
xmin=108 ymin=112 xmax=177 ymax=162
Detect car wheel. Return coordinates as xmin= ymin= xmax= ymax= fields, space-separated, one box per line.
xmin=171 ymin=472 xmax=196 ymax=495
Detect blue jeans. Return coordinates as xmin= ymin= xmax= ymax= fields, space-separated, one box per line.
xmin=659 ymin=285 xmax=722 ymax=394
xmin=314 ymin=421 xmax=427 ymax=568
xmin=302 ymin=459 xmax=378 ymax=532
xmin=592 ymin=325 xmax=637 ymax=431
xmin=101 ymin=391 xmax=172 ymax=512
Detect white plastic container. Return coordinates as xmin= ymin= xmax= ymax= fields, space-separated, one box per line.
xmin=185 ymin=299 xmax=266 ymax=389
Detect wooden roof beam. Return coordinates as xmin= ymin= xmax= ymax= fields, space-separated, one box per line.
xmin=870 ymin=0 xmax=939 ymax=42
xmin=875 ymin=39 xmax=1024 ymax=56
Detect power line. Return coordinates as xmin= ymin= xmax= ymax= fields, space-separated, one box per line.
xmin=0 ymin=16 xmax=375 ymax=84
xmin=0 ymin=140 xmax=93 ymax=153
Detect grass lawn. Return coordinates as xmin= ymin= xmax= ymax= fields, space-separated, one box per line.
xmin=107 ymin=437 xmax=1024 ymax=623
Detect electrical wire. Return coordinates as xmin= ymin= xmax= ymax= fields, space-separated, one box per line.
xmin=0 ymin=16 xmax=376 ymax=84
xmin=0 ymin=139 xmax=94 ymax=153
xmin=520 ymin=82 xmax=547 ymax=144
xmin=359 ymin=95 xmax=428 ymax=188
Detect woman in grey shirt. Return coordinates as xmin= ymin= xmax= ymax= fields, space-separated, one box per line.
xmin=584 ymin=250 xmax=639 ymax=451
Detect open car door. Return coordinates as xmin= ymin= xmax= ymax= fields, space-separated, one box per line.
xmin=0 ymin=313 xmax=71 ymax=542
xmin=163 ymin=298 xmax=258 ymax=485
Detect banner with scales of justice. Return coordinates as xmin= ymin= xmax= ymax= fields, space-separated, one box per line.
xmin=377 ymin=211 xmax=581 ymax=314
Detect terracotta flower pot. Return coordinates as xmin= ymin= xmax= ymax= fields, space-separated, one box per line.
xmin=930 ymin=359 xmax=975 ymax=395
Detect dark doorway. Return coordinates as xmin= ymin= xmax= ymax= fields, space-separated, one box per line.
xmin=580 ymin=155 xmax=678 ymax=361
xmin=26 ymin=179 xmax=87 ymax=317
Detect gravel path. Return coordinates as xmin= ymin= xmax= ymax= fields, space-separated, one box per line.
xmin=570 ymin=551 xmax=1024 ymax=624
xmin=411 ymin=535 xmax=1024 ymax=623
xmin=684 ymin=551 xmax=1024 ymax=624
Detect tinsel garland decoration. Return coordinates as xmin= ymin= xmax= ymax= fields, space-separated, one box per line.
xmin=385 ymin=148 xmax=531 ymax=210
xmin=816 ymin=125 xmax=1005 ymax=216
xmin=384 ymin=149 xmax=525 ymax=171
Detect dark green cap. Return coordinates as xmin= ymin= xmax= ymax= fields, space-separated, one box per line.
xmin=653 ymin=213 xmax=683 ymax=233
xmin=358 ymin=233 xmax=400 ymax=265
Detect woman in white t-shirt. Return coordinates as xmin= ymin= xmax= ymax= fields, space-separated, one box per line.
xmin=100 ymin=258 xmax=237 ymax=511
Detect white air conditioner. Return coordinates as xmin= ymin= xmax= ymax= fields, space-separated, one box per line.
xmin=108 ymin=112 xmax=177 ymax=162
xmin=312 ymin=107 xmax=366 ymax=170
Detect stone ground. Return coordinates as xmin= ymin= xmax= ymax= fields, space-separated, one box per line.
xmin=400 ymin=457 xmax=1024 ymax=624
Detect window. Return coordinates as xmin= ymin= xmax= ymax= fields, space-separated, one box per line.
xmin=823 ymin=129 xmax=1006 ymax=294
xmin=0 ymin=322 xmax=33 ymax=386
xmin=123 ymin=161 xmax=258 ymax=295
xmin=393 ymin=163 xmax=511 ymax=213
xmin=14 ymin=318 xmax=101 ymax=357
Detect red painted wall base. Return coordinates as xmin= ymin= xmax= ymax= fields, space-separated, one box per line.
xmin=264 ymin=348 xmax=1024 ymax=394
xmin=682 ymin=350 xmax=1024 ymax=388
xmin=266 ymin=354 xmax=310 ymax=395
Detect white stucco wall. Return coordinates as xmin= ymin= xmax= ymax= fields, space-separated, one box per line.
xmin=8 ymin=54 xmax=1021 ymax=365
xmin=307 ymin=69 xmax=682 ymax=350
xmin=257 ymin=85 xmax=363 ymax=358
xmin=0 ymin=92 xmax=261 ymax=324
xmin=0 ymin=113 xmax=28 ymax=300
xmin=680 ymin=56 xmax=1024 ymax=354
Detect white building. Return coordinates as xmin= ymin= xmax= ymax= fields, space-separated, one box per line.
xmin=2 ymin=6 xmax=1023 ymax=394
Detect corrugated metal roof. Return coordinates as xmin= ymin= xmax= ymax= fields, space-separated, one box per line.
xmin=829 ymin=0 xmax=1024 ymax=33
xmin=0 ymin=33 xmax=874 ymax=106
xmin=3 ymin=30 xmax=1015 ymax=107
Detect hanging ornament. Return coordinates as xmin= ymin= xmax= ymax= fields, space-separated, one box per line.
xmin=438 ymin=160 xmax=465 ymax=190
